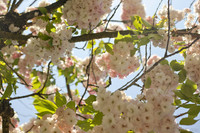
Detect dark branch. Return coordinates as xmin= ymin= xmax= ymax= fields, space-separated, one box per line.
xmin=20 ymin=0 xmax=68 ymax=21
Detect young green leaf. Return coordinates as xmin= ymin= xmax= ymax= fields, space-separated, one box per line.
xmin=105 ymin=43 xmax=114 ymax=55
xmin=33 ymin=98 xmax=57 ymax=116
xmin=188 ymin=105 xmax=200 ymax=117
xmin=145 ymin=77 xmax=151 ymax=88
xmin=38 ymin=7 xmax=47 ymax=15
xmin=1 ymin=84 xmax=13 ymax=100
xmin=180 ymin=117 xmax=198 ymax=125
xmin=77 ymin=119 xmax=93 ymax=131
xmin=67 ymin=101 xmax=76 ymax=111
xmin=92 ymin=112 xmax=103 ymax=125
xmin=178 ymin=69 xmax=187 ymax=83
xmin=54 ymin=90 xmax=67 ymax=107
xmin=46 ymin=22 xmax=56 ymax=33
xmin=170 ymin=60 xmax=184 ymax=71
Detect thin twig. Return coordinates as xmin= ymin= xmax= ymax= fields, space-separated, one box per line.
xmin=104 ymin=0 xmax=122 ymax=31
xmin=0 ymin=55 xmax=30 ymax=87
xmin=37 ymin=61 xmax=51 ymax=93
xmin=65 ymin=77 xmax=73 ymax=100
xmin=77 ymin=40 xmax=95 ymax=108
xmin=153 ymin=0 xmax=164 ymax=26
xmin=25 ymin=125 xmax=34 ymax=133
xmin=10 ymin=0 xmax=17 ymax=11
xmin=13 ymin=0 xmax=24 ymax=11
xmin=174 ymin=112 xmax=188 ymax=118
xmin=8 ymin=92 xmax=55 ymax=101
xmin=29 ymin=0 xmax=38 ymax=7
xmin=76 ymin=113 xmax=87 ymax=119
xmin=176 ymin=101 xmax=189 ymax=109
xmin=164 ymin=0 xmax=171 ymax=56
xmin=189 ymin=0 xmax=196 ymax=8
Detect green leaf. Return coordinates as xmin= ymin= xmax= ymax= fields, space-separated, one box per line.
xmin=1 ymin=84 xmax=13 ymax=100
xmin=105 ymin=43 xmax=114 ymax=55
xmin=33 ymin=98 xmax=57 ymax=115
xmin=32 ymin=77 xmax=41 ymax=90
xmin=180 ymin=104 xmax=196 ymax=108
xmin=81 ymin=29 xmax=88 ymax=35
xmin=77 ymin=119 xmax=93 ymax=131
xmin=92 ymin=112 xmax=103 ymax=125
xmin=178 ymin=69 xmax=187 ymax=83
xmin=99 ymin=40 xmax=104 ymax=48
xmin=131 ymin=16 xmax=143 ymax=30
xmin=170 ymin=60 xmax=184 ymax=71
xmin=38 ymin=32 xmax=52 ymax=40
xmin=141 ymin=18 xmax=152 ymax=28
xmin=115 ymin=33 xmax=138 ymax=44
xmin=85 ymin=95 xmax=96 ymax=105
xmin=36 ymin=111 xmax=53 ymax=119
xmin=138 ymin=36 xmax=150 ymax=46
xmin=86 ymin=41 xmax=96 ymax=49
xmin=181 ymin=79 xmax=197 ymax=97
xmin=130 ymin=48 xmax=138 ymax=57
xmin=160 ymin=59 xmax=168 ymax=65
xmin=47 ymin=38 xmax=53 ymax=47
xmin=46 ymin=22 xmax=56 ymax=33
xmin=174 ymin=99 xmax=181 ymax=106
xmin=145 ymin=77 xmax=151 ymax=88
xmin=180 ymin=129 xmax=193 ymax=133
xmin=4 ymin=40 xmax=12 ymax=45
xmin=188 ymin=105 xmax=200 ymax=117
xmin=67 ymin=101 xmax=76 ymax=111
xmin=148 ymin=34 xmax=163 ymax=40
xmin=174 ymin=90 xmax=189 ymax=100
xmin=180 ymin=117 xmax=198 ymax=125
xmin=52 ymin=12 xmax=62 ymax=23
xmin=38 ymin=7 xmax=47 ymax=15
xmin=93 ymin=47 xmax=101 ymax=55
xmin=54 ymin=90 xmax=67 ymax=107
xmin=156 ymin=18 xmax=167 ymax=28
xmin=127 ymin=131 xmax=134 ymax=133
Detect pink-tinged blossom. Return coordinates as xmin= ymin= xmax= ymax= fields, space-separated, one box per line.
xmin=96 ymin=41 xmax=140 ymax=79
xmin=194 ymin=0 xmax=200 ymax=15
xmin=142 ymin=55 xmax=179 ymax=91
xmin=121 ymin=0 xmax=146 ymax=28
xmin=63 ymin=0 xmax=113 ymax=29
xmin=0 ymin=0 xmax=7 ymax=15
xmin=76 ymin=57 xmax=108 ymax=87
xmin=91 ymin=87 xmax=179 ymax=133
xmin=185 ymin=41 xmax=200 ymax=83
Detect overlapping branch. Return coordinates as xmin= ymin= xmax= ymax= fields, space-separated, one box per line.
xmin=0 ymin=28 xmax=199 ymax=45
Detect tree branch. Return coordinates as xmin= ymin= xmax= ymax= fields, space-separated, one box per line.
xmin=20 ymin=0 xmax=68 ymax=22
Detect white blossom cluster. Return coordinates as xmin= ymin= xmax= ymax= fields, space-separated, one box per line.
xmin=152 ymin=29 xmax=176 ymax=53
xmin=89 ymin=87 xmax=179 ymax=133
xmin=158 ymin=5 xmax=185 ymax=27
xmin=62 ymin=0 xmax=113 ymax=29
xmin=143 ymin=55 xmax=179 ymax=90
xmin=24 ymin=24 xmax=74 ymax=65
xmin=0 ymin=0 xmax=7 ymax=15
xmin=96 ymin=41 xmax=140 ymax=79
xmin=185 ymin=41 xmax=200 ymax=83
xmin=121 ymin=0 xmax=146 ymax=28
xmin=194 ymin=0 xmax=200 ymax=15
xmin=1 ymin=44 xmax=22 ymax=64
xmin=29 ymin=19 xmax=49 ymax=35
xmin=11 ymin=107 xmax=77 ymax=133
xmin=76 ymin=57 xmax=108 ymax=87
